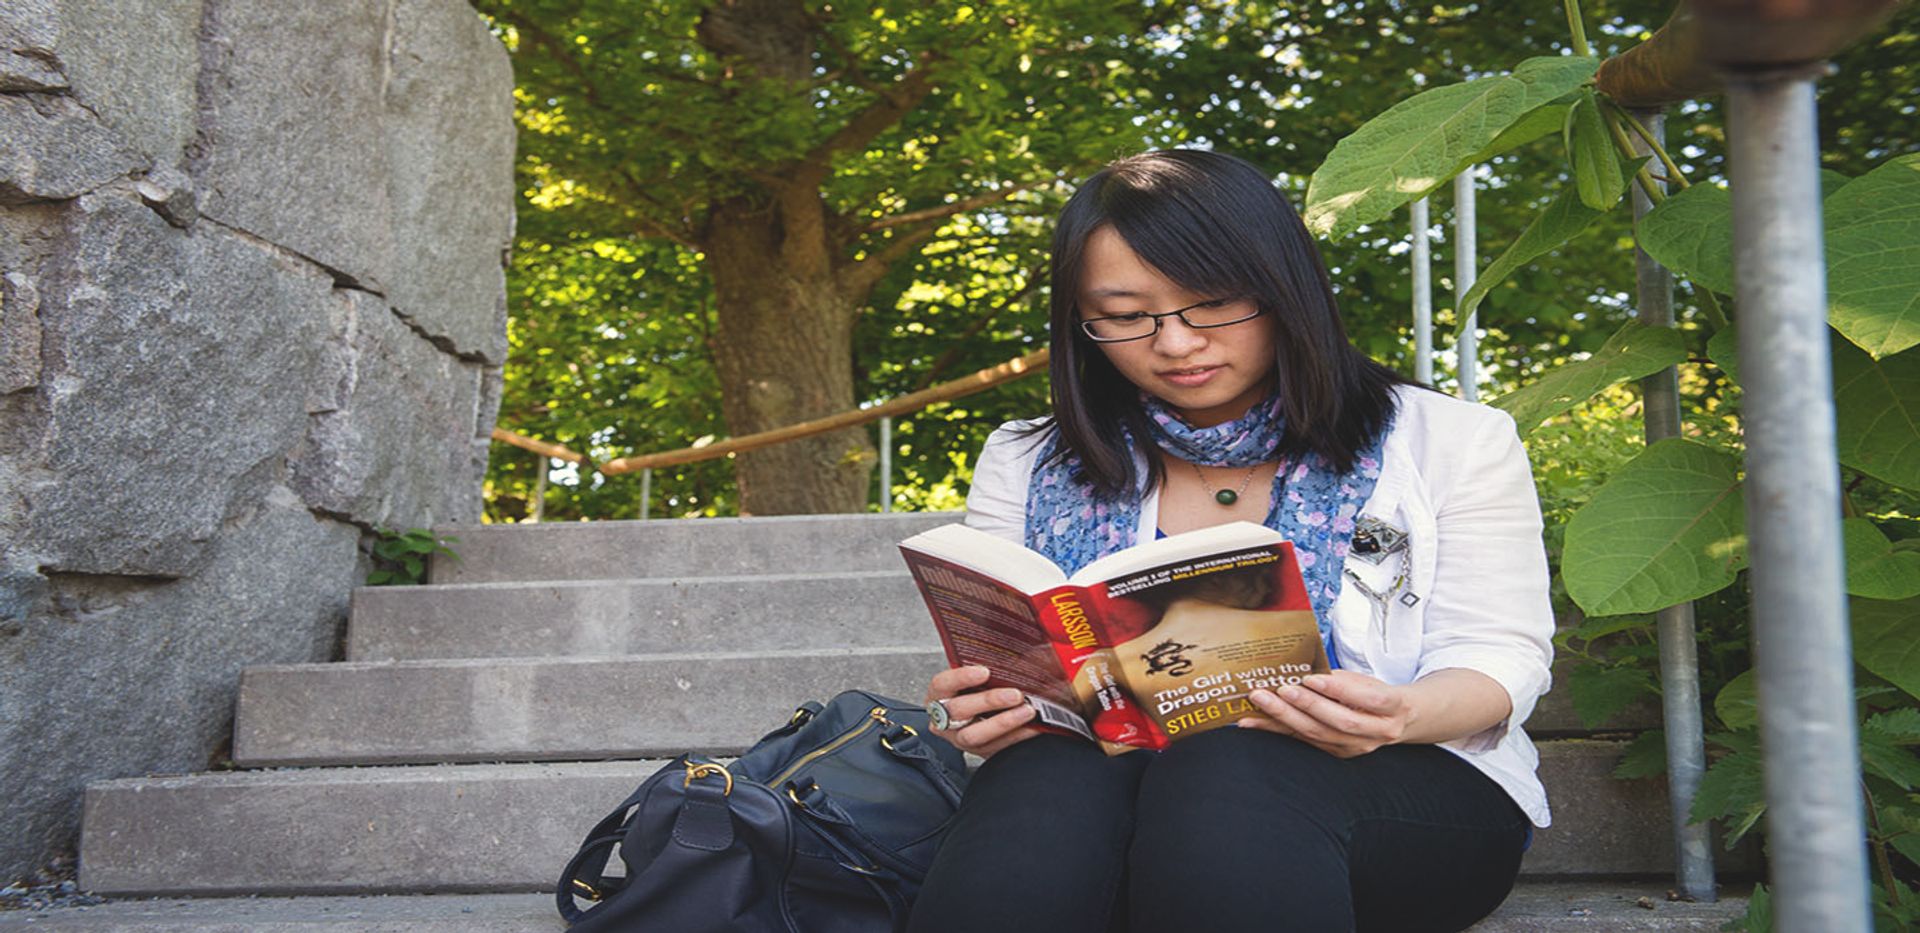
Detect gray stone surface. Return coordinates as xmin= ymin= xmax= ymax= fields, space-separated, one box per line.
xmin=39 ymin=0 xmax=201 ymax=167
xmin=346 ymin=571 xmax=937 ymax=661
xmin=426 ymin=512 xmax=960 ymax=584
xmin=191 ymin=0 xmax=396 ymax=291
xmin=383 ymin=0 xmax=515 ymax=366
xmin=2 ymin=483 xmax=363 ymax=887
xmin=77 ymin=745 xmax=1734 ymax=897
xmin=0 ymin=94 xmax=141 ymax=204
xmin=232 ymin=649 xmax=949 ymax=766
xmin=288 ymin=287 xmax=488 ymax=529
xmin=0 ymin=884 xmax=1752 ymax=930
xmin=0 ymin=0 xmax=65 ymax=93
xmin=1 ymin=0 xmax=513 ymax=883
xmin=26 ymin=193 xmax=333 ymax=577
xmin=80 ymin=761 xmax=658 ymax=896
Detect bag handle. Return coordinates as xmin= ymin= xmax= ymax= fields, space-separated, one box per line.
xmin=877 ymin=726 xmax=966 ymax=810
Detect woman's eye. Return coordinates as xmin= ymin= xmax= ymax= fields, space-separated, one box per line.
xmin=1109 ymin=312 xmax=1150 ymax=322
xmin=1197 ymin=299 xmax=1230 ymax=308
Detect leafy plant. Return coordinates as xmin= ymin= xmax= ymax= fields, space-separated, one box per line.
xmin=365 ymin=526 xmax=460 ymax=586
xmin=1308 ymin=2 xmax=1920 ymax=927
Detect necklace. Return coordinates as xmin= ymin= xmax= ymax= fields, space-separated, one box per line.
xmin=1190 ymin=460 xmax=1264 ymax=506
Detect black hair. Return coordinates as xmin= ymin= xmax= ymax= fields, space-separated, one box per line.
xmin=1029 ymin=148 xmax=1418 ymax=498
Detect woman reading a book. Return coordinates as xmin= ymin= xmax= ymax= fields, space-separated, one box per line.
xmin=909 ymin=149 xmax=1554 ymax=933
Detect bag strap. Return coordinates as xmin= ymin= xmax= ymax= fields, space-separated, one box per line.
xmin=877 ymin=725 xmax=967 ymax=809
xmin=787 ymin=781 xmax=914 ymax=925
xmin=554 ymin=758 xmax=713 ymax=924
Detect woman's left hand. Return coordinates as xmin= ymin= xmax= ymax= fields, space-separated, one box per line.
xmin=1237 ymin=670 xmax=1416 ymax=758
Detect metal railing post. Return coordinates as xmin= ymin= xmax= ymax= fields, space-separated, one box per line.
xmin=1411 ymin=196 xmax=1434 ymax=386
xmin=878 ymin=415 xmax=893 ymax=513
xmin=1725 ymin=65 xmax=1870 ymax=932
xmin=1629 ymin=108 xmax=1717 ymax=902
xmin=640 ymin=467 xmax=652 ymax=521
xmin=531 ymin=453 xmax=549 ymax=523
xmin=1453 ymin=170 xmax=1479 ymax=401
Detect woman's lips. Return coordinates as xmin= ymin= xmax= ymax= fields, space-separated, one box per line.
xmin=1160 ymin=365 xmax=1221 ymax=387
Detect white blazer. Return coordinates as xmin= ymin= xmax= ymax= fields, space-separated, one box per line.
xmin=963 ymin=385 xmax=1555 ymax=827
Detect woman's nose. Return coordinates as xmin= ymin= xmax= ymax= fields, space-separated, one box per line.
xmin=1151 ymin=314 xmax=1208 ymax=355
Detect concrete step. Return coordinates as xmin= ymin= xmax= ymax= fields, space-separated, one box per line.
xmin=231 ymin=648 xmax=947 ymax=767
xmin=423 ymin=512 xmax=958 ymax=584
xmin=0 ymin=883 xmax=1754 ymax=930
xmin=345 ymin=570 xmax=937 ymax=661
xmin=78 ymin=742 xmax=1753 ymax=897
xmin=234 ymin=649 xmax=1630 ymax=768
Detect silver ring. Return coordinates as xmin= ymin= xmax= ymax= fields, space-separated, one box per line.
xmin=925 ymin=698 xmax=954 ymax=731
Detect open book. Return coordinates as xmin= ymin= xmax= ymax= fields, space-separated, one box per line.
xmin=898 ymin=521 xmax=1329 ymax=755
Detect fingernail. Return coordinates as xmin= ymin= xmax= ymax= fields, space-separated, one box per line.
xmin=997 ymin=688 xmax=1022 ymax=704
xmin=1280 ymin=686 xmax=1304 ymax=701
xmin=1303 ymin=675 xmax=1327 ymax=688
xmin=968 ymin=665 xmax=991 ymax=677
xmin=1250 ymin=689 xmax=1274 ymax=704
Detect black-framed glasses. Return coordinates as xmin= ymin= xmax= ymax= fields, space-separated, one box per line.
xmin=1076 ymin=296 xmax=1263 ymax=343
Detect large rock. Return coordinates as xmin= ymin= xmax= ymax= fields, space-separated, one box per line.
xmin=383 ymin=0 xmax=516 ymax=366
xmin=191 ymin=0 xmax=396 ymax=291
xmin=0 ymin=482 xmax=363 ymax=880
xmin=0 ymin=94 xmax=141 ymax=204
xmin=287 ymin=288 xmax=488 ymax=528
xmin=24 ymin=0 xmax=200 ymax=166
xmin=25 ymin=193 xmax=333 ymax=577
xmin=0 ymin=0 xmax=65 ymax=93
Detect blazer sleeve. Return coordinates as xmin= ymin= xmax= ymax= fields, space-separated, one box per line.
xmin=1413 ymin=407 xmax=1557 ymax=754
xmin=963 ymin=422 xmax=1041 ymax=546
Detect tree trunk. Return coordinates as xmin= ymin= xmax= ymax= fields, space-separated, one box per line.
xmin=704 ymin=198 xmax=873 ymax=515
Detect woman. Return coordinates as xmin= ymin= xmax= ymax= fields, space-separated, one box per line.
xmin=909 ymin=149 xmax=1554 ymax=933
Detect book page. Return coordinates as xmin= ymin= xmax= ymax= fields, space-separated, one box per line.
xmin=900 ymin=549 xmax=1080 ymax=712
xmin=1068 ymin=521 xmax=1284 ymax=586
xmin=1085 ymin=540 xmax=1328 ymax=749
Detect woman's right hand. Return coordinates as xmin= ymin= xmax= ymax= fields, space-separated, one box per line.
xmin=925 ymin=665 xmax=1043 ymax=758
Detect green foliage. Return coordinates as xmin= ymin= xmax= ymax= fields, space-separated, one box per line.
xmin=1825 ymin=154 xmax=1920 ymax=359
xmin=1637 ymin=181 xmax=1735 ymax=294
xmin=1491 ymin=319 xmax=1687 ymax=436
xmin=1565 ymin=88 xmax=1627 ymax=211
xmin=1562 ymin=439 xmax=1748 ymax=617
xmin=1567 ymin=662 xmax=1658 ymax=729
xmin=1853 ymin=596 xmax=1920 ymax=701
xmin=1303 ymin=55 xmax=1598 ymax=239
xmin=365 ymin=526 xmax=460 ymax=586
xmin=1846 ymin=519 xmax=1920 ymax=600
xmin=1833 ymin=340 xmax=1920 ymax=491
xmin=1456 ymin=187 xmax=1605 ymax=331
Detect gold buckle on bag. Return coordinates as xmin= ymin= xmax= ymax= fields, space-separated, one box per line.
xmin=683 ymin=761 xmax=734 ymax=796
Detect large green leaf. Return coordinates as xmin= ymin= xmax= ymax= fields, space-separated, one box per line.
xmin=1456 ymin=187 xmax=1604 ymax=333
xmin=1833 ymin=338 xmax=1920 ymax=491
xmin=1564 ymin=88 xmax=1625 ymax=211
xmin=1491 ymin=319 xmax=1687 ymax=435
xmin=1304 ymin=55 xmax=1599 ymax=239
xmin=1852 ymin=595 xmax=1920 ymax=701
xmin=1563 ymin=439 xmax=1748 ymax=616
xmin=1636 ymin=182 xmax=1735 ymax=294
xmin=1824 ymin=154 xmax=1920 ymax=358
xmin=1845 ymin=518 xmax=1920 ymax=599
xmin=1463 ymin=100 xmax=1570 ymax=166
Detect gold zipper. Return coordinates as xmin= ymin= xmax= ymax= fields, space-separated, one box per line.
xmin=769 ymin=706 xmax=892 ymax=787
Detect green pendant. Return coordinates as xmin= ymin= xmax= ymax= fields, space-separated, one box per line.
xmin=1215 ymin=489 xmax=1238 ymax=506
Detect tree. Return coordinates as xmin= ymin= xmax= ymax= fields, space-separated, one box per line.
xmin=476 ymin=0 xmax=1207 ymax=513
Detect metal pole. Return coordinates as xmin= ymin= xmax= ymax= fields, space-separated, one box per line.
xmin=1629 ymin=108 xmax=1717 ymax=902
xmin=1725 ymin=65 xmax=1870 ymax=932
xmin=1411 ymin=196 xmax=1434 ymax=385
xmin=531 ymin=454 xmax=549 ymax=523
xmin=878 ymin=415 xmax=893 ymax=513
xmin=1452 ymin=170 xmax=1479 ymax=401
xmin=639 ymin=467 xmax=652 ymax=521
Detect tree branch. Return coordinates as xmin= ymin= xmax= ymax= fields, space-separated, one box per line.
xmin=837 ymin=223 xmax=944 ymax=303
xmin=859 ymin=175 xmax=1061 ymax=233
xmin=791 ymin=53 xmax=941 ymax=189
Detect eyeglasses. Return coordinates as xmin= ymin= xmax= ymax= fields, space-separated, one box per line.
xmin=1076 ymin=296 xmax=1264 ymax=343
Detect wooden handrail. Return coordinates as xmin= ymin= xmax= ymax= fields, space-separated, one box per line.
xmin=491 ymin=347 xmax=1050 ymax=474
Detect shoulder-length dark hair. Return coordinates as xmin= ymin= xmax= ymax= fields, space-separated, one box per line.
xmin=1035 ymin=148 xmax=1416 ymax=499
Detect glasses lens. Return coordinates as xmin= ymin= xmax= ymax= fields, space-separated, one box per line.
xmin=1082 ymin=316 xmax=1155 ymax=341
xmin=1184 ymin=299 xmax=1260 ymax=328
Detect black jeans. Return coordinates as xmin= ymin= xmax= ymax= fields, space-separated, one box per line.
xmin=906 ymin=728 xmax=1531 ymax=933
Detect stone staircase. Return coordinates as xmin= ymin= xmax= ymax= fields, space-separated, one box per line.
xmin=5 ymin=513 xmax=1748 ymax=929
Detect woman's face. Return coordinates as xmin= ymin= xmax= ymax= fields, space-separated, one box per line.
xmin=1076 ymin=226 xmax=1278 ymax=428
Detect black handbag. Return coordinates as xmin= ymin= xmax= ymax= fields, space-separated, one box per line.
xmin=556 ymin=689 xmax=971 ymax=932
